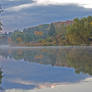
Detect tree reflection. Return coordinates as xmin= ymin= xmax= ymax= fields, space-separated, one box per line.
xmin=0 ymin=47 xmax=92 ymax=75
xmin=0 ymin=68 xmax=3 ymax=89
xmin=67 ymin=48 xmax=92 ymax=75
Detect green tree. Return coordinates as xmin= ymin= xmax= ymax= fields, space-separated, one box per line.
xmin=48 ymin=23 xmax=56 ymax=36
xmin=66 ymin=17 xmax=92 ymax=45
xmin=11 ymin=30 xmax=24 ymax=43
xmin=48 ymin=23 xmax=59 ymax=45
xmin=0 ymin=22 xmax=2 ymax=31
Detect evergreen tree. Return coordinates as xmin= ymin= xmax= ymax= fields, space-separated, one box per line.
xmin=48 ymin=23 xmax=56 ymax=36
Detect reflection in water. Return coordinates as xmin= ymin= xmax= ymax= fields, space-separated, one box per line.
xmin=0 ymin=47 xmax=92 ymax=75
xmin=9 ymin=79 xmax=58 ymax=89
xmin=0 ymin=47 xmax=92 ymax=90
xmin=0 ymin=68 xmax=3 ymax=90
xmin=0 ymin=69 xmax=2 ymax=84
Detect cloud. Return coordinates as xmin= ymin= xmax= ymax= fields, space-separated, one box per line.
xmin=6 ymin=3 xmax=35 ymax=11
xmin=2 ymin=0 xmax=92 ymax=32
xmin=5 ymin=0 xmax=92 ymax=12
xmin=33 ymin=0 xmax=92 ymax=8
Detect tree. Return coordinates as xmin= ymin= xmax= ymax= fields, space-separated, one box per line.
xmin=66 ymin=17 xmax=92 ymax=45
xmin=48 ymin=23 xmax=59 ymax=45
xmin=48 ymin=23 xmax=56 ymax=37
xmin=0 ymin=22 xmax=2 ymax=31
xmin=11 ymin=31 xmax=24 ymax=43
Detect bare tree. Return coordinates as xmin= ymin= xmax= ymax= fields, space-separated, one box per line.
xmin=0 ymin=5 xmax=3 ymax=32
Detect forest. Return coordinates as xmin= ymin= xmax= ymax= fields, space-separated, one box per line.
xmin=1 ymin=16 xmax=92 ymax=46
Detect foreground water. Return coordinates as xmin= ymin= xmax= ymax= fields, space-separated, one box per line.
xmin=0 ymin=46 xmax=92 ymax=91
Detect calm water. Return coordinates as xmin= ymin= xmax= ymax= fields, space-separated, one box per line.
xmin=0 ymin=46 xmax=92 ymax=91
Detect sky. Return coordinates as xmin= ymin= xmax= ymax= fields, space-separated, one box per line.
xmin=1 ymin=0 xmax=92 ymax=32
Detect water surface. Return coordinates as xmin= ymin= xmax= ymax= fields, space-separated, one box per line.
xmin=0 ymin=46 xmax=92 ymax=91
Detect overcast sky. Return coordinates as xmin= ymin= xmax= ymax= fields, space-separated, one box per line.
xmin=1 ymin=0 xmax=92 ymax=32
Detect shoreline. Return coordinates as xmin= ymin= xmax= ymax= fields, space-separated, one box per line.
xmin=1 ymin=45 xmax=92 ymax=49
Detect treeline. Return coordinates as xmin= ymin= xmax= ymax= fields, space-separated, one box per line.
xmin=66 ymin=16 xmax=92 ymax=45
xmin=8 ymin=16 xmax=92 ymax=46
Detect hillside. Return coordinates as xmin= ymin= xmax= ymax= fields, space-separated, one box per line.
xmin=8 ymin=20 xmax=72 ymax=46
xmin=8 ymin=16 xmax=92 ymax=46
